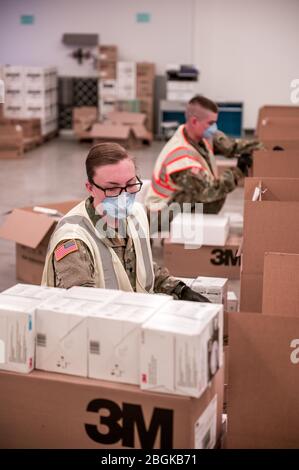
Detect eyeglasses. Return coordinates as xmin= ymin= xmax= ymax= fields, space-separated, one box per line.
xmin=91 ymin=176 xmax=143 ymax=197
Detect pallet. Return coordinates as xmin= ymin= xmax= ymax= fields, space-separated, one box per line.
xmin=24 ymin=136 xmax=43 ymax=152
xmin=42 ymin=129 xmax=59 ymax=143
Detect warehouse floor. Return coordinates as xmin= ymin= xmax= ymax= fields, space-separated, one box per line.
xmin=0 ymin=136 xmax=243 ymax=295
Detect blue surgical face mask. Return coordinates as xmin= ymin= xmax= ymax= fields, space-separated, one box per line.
xmin=203 ymin=123 xmax=218 ymax=139
xmin=102 ymin=192 xmax=136 ymax=220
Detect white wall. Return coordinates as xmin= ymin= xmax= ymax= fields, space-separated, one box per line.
xmin=0 ymin=0 xmax=194 ymax=76
xmin=0 ymin=0 xmax=298 ymax=128
xmin=193 ymin=0 xmax=299 ymax=127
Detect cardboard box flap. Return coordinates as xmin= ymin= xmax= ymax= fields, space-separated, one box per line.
xmin=22 ymin=200 xmax=79 ymax=215
xmin=253 ymin=150 xmax=299 ymax=178
xmin=91 ymin=123 xmax=131 ymax=139
xmin=131 ymin=124 xmax=152 ymax=141
xmin=244 ymin=177 xmax=299 ymax=201
xmin=0 ymin=208 xmax=55 ymax=248
xmin=107 ymin=111 xmax=146 ymax=125
xmin=262 ymin=252 xmax=299 ymax=317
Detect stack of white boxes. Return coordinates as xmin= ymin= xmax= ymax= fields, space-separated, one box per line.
xmin=140 ymin=301 xmax=223 ymax=398
xmin=166 ymin=81 xmax=198 ymax=102
xmin=3 ymin=66 xmax=25 ymax=119
xmin=98 ymin=79 xmax=118 ymax=119
xmin=117 ymin=62 xmax=136 ymax=100
xmin=3 ymin=65 xmax=58 ymax=136
xmin=178 ymin=276 xmax=228 ymax=310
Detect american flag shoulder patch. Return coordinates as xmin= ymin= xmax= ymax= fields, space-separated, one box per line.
xmin=54 ymin=239 xmax=79 ymax=261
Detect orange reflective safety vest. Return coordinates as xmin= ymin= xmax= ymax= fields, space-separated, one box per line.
xmin=145 ymin=125 xmax=219 ymax=209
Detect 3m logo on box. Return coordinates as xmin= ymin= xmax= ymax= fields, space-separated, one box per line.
xmin=85 ymin=399 xmax=173 ymax=448
xmin=210 ymin=249 xmax=240 ymax=267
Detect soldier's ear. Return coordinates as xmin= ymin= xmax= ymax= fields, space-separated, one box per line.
xmin=86 ymin=181 xmax=93 ymax=194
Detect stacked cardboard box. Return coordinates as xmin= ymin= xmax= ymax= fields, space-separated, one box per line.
xmin=253 ymin=149 xmax=299 ymax=178
xmin=97 ymin=45 xmax=117 ymax=79
xmin=117 ymin=61 xmax=136 ymax=100
xmin=227 ymin=253 xmax=299 ymax=448
xmin=0 ymin=124 xmax=23 ymax=159
xmin=3 ymin=66 xmax=58 ymax=137
xmin=98 ymin=78 xmax=118 ymax=118
xmin=137 ymin=62 xmax=155 ymax=132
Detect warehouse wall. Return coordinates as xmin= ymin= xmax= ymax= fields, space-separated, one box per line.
xmin=194 ymin=0 xmax=299 ymax=127
xmin=0 ymin=0 xmax=195 ymax=77
xmin=0 ymin=0 xmax=298 ymax=128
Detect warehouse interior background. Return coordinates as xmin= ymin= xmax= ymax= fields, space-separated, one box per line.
xmin=1 ymin=0 xmax=299 ymax=452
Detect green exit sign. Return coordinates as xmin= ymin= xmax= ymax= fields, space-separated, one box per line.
xmin=136 ymin=12 xmax=151 ymax=23
xmin=20 ymin=15 xmax=35 ymax=25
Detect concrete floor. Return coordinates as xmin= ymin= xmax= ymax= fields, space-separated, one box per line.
xmin=0 ymin=135 xmax=243 ymax=295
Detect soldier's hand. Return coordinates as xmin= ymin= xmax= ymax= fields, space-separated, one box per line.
xmin=173 ymin=282 xmax=211 ymax=302
xmin=237 ymin=153 xmax=252 ymax=177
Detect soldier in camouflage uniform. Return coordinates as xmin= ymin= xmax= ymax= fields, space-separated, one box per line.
xmin=145 ymin=95 xmax=262 ymax=215
xmin=43 ymin=143 xmax=208 ymax=302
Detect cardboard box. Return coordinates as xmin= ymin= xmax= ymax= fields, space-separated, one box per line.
xmin=4 ymin=88 xmax=25 ymax=107
xmin=0 ymin=124 xmax=24 ymax=159
xmin=0 ymin=295 xmax=39 ymax=373
xmin=262 ymin=252 xmax=299 ymax=317
xmin=1 ymin=283 xmax=64 ymax=300
xmin=66 ymin=285 xmax=121 ymax=302
xmin=164 ymin=235 xmax=241 ymax=280
xmin=137 ymin=78 xmax=154 ymax=98
xmin=0 ymin=366 xmax=224 ymax=449
xmin=226 ymin=291 xmax=238 ymax=312
xmin=170 ymin=213 xmax=230 ymax=246
xmin=141 ymin=302 xmax=223 ymax=398
xmin=240 ymin=177 xmax=299 ymax=312
xmin=88 ymin=292 xmax=171 ymax=385
xmin=3 ymin=105 xmax=26 ymax=119
xmin=137 ymin=62 xmax=155 ymax=79
xmin=253 ymin=150 xmax=299 ymax=178
xmin=227 ymin=312 xmax=299 ymax=448
xmin=0 ymin=200 xmax=79 ymax=284
xmin=73 ymin=106 xmax=97 ymax=138
xmin=256 ymin=105 xmax=299 ymax=137
xmin=99 ymin=45 xmax=118 ymax=62
xmin=35 ymin=296 xmax=99 ymax=377
xmin=25 ymin=88 xmax=52 ymax=107
xmin=99 ymin=97 xmax=117 ymax=117
xmin=24 ymin=66 xmax=57 ymax=90
xmin=190 ymin=276 xmax=228 ymax=309
xmin=9 ymin=118 xmax=41 ymax=139
xmin=91 ymin=123 xmax=138 ymax=149
xmin=262 ymin=140 xmax=299 ymax=151
xmin=258 ymin=116 xmax=299 ymax=142
xmin=98 ymin=61 xmax=116 ymax=80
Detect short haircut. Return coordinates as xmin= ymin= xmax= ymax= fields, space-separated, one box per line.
xmin=86 ymin=142 xmax=132 ymax=183
xmin=186 ymin=95 xmax=218 ymax=120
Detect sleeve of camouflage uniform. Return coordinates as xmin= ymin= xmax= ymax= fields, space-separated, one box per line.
xmin=213 ymin=131 xmax=263 ymax=158
xmin=170 ymin=167 xmax=243 ymax=205
xmin=53 ymin=239 xmax=96 ymax=288
xmin=152 ymin=261 xmax=181 ymax=297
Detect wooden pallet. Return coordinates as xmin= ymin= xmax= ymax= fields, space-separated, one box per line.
xmin=42 ymin=129 xmax=59 ymax=143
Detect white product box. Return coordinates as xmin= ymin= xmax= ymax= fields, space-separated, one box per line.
xmin=226 ymin=291 xmax=238 ymax=312
xmin=1 ymin=283 xmax=64 ymax=300
xmin=24 ymin=103 xmax=53 ymax=119
xmin=167 ymin=90 xmax=195 ymax=102
xmin=0 ymin=295 xmax=40 ymax=373
xmin=3 ymin=66 xmax=24 ymax=89
xmin=99 ymin=79 xmax=118 ymax=97
xmin=3 ymin=105 xmax=26 ymax=119
xmin=24 ymin=67 xmax=57 ymax=90
xmin=99 ymin=98 xmax=117 ymax=116
xmin=117 ymin=61 xmax=136 ymax=79
xmin=190 ymin=277 xmax=228 ymax=309
xmin=194 ymin=395 xmax=217 ymax=449
xmin=66 ymin=286 xmax=121 ymax=303
xmin=167 ymin=81 xmax=197 ymax=92
xmin=140 ymin=301 xmax=223 ymax=397
xmin=4 ymin=88 xmax=25 ymax=107
xmin=25 ymin=89 xmax=52 ymax=107
xmin=88 ymin=291 xmax=171 ymax=384
xmin=170 ymin=213 xmax=230 ymax=247
xmin=35 ymin=296 xmax=106 ymax=377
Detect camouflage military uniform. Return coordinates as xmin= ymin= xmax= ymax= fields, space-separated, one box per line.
xmin=53 ymin=197 xmax=180 ymax=295
xmin=170 ymin=128 xmax=262 ymax=214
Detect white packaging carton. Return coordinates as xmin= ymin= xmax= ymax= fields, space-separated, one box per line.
xmin=66 ymin=286 xmax=121 ymax=302
xmin=88 ymin=291 xmax=171 ymax=384
xmin=141 ymin=301 xmax=223 ymax=397
xmin=190 ymin=277 xmax=228 ymax=309
xmin=170 ymin=213 xmax=230 ymax=246
xmin=35 ymin=296 xmax=108 ymax=377
xmin=0 ymin=295 xmax=40 ymax=373
xmin=3 ymin=66 xmax=25 ymax=89
xmin=226 ymin=291 xmax=238 ymax=312
xmin=2 ymin=283 xmax=64 ymax=300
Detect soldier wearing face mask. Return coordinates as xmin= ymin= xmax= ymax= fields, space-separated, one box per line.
xmin=145 ymin=95 xmax=261 ymax=214
xmin=42 ymin=143 xmax=209 ymax=302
